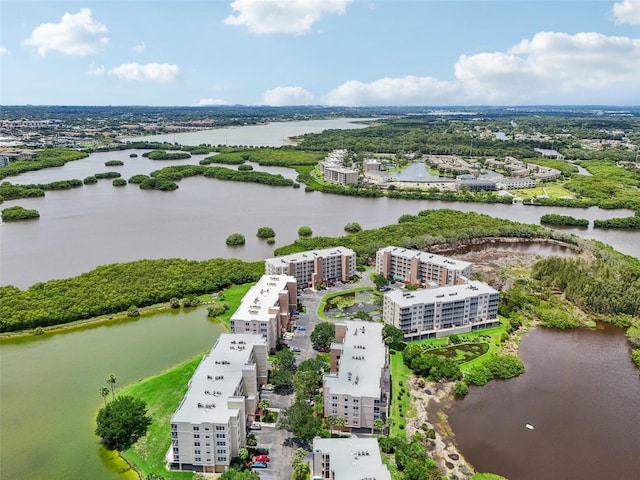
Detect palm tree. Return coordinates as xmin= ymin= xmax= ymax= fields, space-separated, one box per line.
xmin=334 ymin=416 xmax=346 ymax=433
xmin=373 ymin=418 xmax=385 ymax=435
xmin=100 ymin=386 xmax=110 ymax=407
xmin=258 ymin=399 xmax=270 ymax=411
xmin=385 ymin=417 xmax=395 ymax=437
xmin=107 ymin=373 xmax=117 ymax=401
xmin=325 ymin=415 xmax=338 ymax=435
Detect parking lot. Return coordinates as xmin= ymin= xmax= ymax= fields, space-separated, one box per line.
xmin=247 ymin=275 xmax=379 ymax=477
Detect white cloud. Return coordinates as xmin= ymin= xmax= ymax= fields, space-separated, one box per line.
xmin=262 ymin=86 xmax=314 ymax=105
xmin=224 ymin=0 xmax=353 ymax=34
xmin=0 ymin=46 xmax=9 ymax=55
xmin=24 ymin=8 xmax=108 ymax=56
xmin=613 ymin=0 xmax=640 ymax=25
xmin=108 ymin=63 xmax=182 ymax=83
xmin=323 ymin=76 xmax=460 ymax=106
xmin=133 ymin=41 xmax=146 ymax=53
xmin=455 ymin=31 xmax=640 ymax=103
xmin=321 ymin=31 xmax=640 ymax=106
xmin=195 ymin=98 xmax=230 ymax=106
xmin=87 ymin=63 xmax=105 ymax=76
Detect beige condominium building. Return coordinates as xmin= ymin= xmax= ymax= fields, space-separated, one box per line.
xmin=167 ymin=333 xmax=268 ymax=474
xmin=382 ymin=280 xmax=500 ymax=341
xmin=230 ymin=274 xmax=297 ymax=352
xmin=265 ymin=247 xmax=356 ymax=290
xmin=323 ymin=321 xmax=390 ymax=432
xmin=375 ymin=246 xmax=472 ymax=287
xmin=312 ymin=437 xmax=392 ymax=480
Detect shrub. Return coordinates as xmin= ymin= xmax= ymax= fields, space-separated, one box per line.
xmin=207 ymin=302 xmax=227 ymax=317
xmin=266 ymin=237 xmax=275 ymax=245
xmin=83 ymin=176 xmax=98 ymax=184
xmin=632 ymin=349 xmax=640 ymax=368
xmin=486 ymin=355 xmax=525 ymax=379
xmin=237 ymin=164 xmax=253 ymax=171
xmin=2 ymin=206 xmax=40 ymax=221
xmin=112 ymin=178 xmax=127 ymax=187
xmin=344 ymin=222 xmax=362 ymax=233
xmin=454 ymin=380 xmax=469 ymax=396
xmin=465 ymin=366 xmax=493 ymax=386
xmin=105 ymin=160 xmax=124 ymax=166
xmin=226 ymin=233 xmax=246 ymax=246
xmin=127 ymin=305 xmax=140 ymax=317
xmin=298 ymin=226 xmax=313 ymax=237
xmin=256 ymin=227 xmax=276 ymax=239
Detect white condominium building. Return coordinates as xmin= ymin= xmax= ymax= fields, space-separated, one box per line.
xmin=382 ymin=281 xmax=500 ymax=341
xmin=320 ymin=149 xmax=359 ymax=185
xmin=167 ymin=333 xmax=268 ymax=474
xmin=376 ymin=246 xmax=472 ymax=286
xmin=230 ymin=274 xmax=297 ymax=352
xmin=312 ymin=437 xmax=392 ymax=480
xmin=323 ymin=321 xmax=390 ymax=431
xmin=265 ymin=247 xmax=356 ymax=290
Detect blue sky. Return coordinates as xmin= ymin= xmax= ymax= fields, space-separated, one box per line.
xmin=1 ymin=0 xmax=639 ymax=106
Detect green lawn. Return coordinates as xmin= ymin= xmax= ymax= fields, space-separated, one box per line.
xmin=389 ymin=351 xmax=412 ymax=438
xmin=511 ymin=183 xmax=574 ymax=199
xmin=119 ymin=356 xmax=203 ymax=480
xmin=213 ymin=282 xmax=255 ymax=329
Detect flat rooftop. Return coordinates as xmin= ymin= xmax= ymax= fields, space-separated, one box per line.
xmin=379 ymin=246 xmax=471 ymax=271
xmin=265 ymin=247 xmax=355 ymax=266
xmin=230 ymin=274 xmax=296 ymax=323
xmin=171 ymin=333 xmax=266 ymax=424
xmin=385 ymin=280 xmax=498 ymax=307
xmin=324 ymin=320 xmax=386 ymax=399
xmin=313 ymin=437 xmax=391 ymax=480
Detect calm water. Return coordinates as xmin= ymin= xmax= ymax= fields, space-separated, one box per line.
xmin=448 ymin=326 xmax=640 ymax=480
xmin=126 ymin=117 xmax=374 ymax=147
xmin=0 ymin=306 xmax=226 ymax=480
xmin=1 ymin=149 xmax=637 ymax=288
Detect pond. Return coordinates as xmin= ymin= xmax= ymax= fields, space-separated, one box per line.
xmin=322 ymin=289 xmax=382 ymax=319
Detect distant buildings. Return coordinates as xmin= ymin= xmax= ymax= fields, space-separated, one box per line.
xmin=265 ymin=247 xmax=356 ymax=290
xmin=312 ymin=437 xmax=392 ymax=480
xmin=382 ymin=281 xmax=500 ymax=341
xmin=230 ymin=274 xmax=297 ymax=352
xmin=167 ymin=333 xmax=268 ymax=474
xmin=376 ymin=246 xmax=472 ymax=287
xmin=323 ymin=321 xmax=390 ymax=431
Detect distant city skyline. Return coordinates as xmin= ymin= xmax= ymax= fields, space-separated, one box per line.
xmin=1 ymin=0 xmax=639 ymax=106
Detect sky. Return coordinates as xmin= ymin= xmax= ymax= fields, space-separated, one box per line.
xmin=1 ymin=0 xmax=639 ymax=106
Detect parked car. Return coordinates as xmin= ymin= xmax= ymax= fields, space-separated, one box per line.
xmin=252 ymin=461 xmax=268 ymax=469
xmin=262 ymin=384 xmax=274 ymax=391
xmin=248 ymin=423 xmax=262 ymax=430
xmin=290 ymin=346 xmax=301 ymax=353
xmin=296 ymin=326 xmax=306 ymax=331
xmin=254 ymin=447 xmax=270 ymax=455
xmin=253 ymin=454 xmax=270 ymax=463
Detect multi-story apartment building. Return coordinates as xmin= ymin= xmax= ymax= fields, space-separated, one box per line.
xmin=382 ymin=280 xmax=500 ymax=340
xmin=312 ymin=437 xmax=392 ymax=480
xmin=265 ymin=247 xmax=356 ymax=290
xmin=167 ymin=333 xmax=268 ymax=474
xmin=230 ymin=275 xmax=297 ymax=352
xmin=323 ymin=321 xmax=390 ymax=431
xmin=320 ymin=149 xmax=359 ymax=185
xmin=375 ymin=246 xmax=472 ymax=287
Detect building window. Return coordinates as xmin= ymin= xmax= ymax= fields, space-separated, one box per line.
xmin=217 ymin=457 xmax=227 ymax=463
xmin=194 ymin=442 xmax=200 ymax=446
xmin=215 ymin=426 xmax=225 ymax=431
xmin=195 ymin=449 xmax=201 ymax=455
xmin=217 ymin=449 xmax=226 ymax=454
xmin=195 ymin=457 xmax=201 ymax=462
xmin=193 ymin=434 xmax=200 ymax=438
xmin=217 ymin=441 xmax=226 ymax=446
xmin=193 ymin=426 xmax=199 ymax=431
xmin=216 ymin=433 xmax=225 ymax=438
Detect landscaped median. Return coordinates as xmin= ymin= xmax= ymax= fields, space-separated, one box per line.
xmin=316 ymin=287 xmax=382 ymax=321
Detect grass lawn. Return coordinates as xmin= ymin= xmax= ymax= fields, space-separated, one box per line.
xmin=511 ymin=183 xmax=574 ymax=199
xmin=119 ymin=355 xmax=203 ymax=480
xmin=213 ymin=282 xmax=255 ymax=329
xmin=389 ymin=351 xmax=412 ymax=438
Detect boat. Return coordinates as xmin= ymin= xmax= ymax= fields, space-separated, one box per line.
xmin=526 ymin=423 xmax=535 ymax=430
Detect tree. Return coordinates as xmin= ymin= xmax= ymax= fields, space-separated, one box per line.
xmin=334 ymin=415 xmax=346 ymax=432
xmin=218 ymin=470 xmax=260 ymax=480
xmin=169 ymin=297 xmax=181 ymax=308
xmin=269 ymin=367 xmax=294 ymax=391
xmin=454 ymin=380 xmax=469 ymax=396
xmin=382 ymin=324 xmax=405 ymax=350
xmin=100 ymin=386 xmax=110 ymax=407
xmin=373 ymin=273 xmax=389 ymax=290
xmin=325 ymin=415 xmax=339 ymax=435
xmin=310 ymin=322 xmax=336 ymax=351
xmin=298 ymin=226 xmax=313 ymax=237
xmin=107 ymin=373 xmax=117 ymax=401
xmin=238 ymin=447 xmax=250 ymax=466
xmin=95 ymin=395 xmax=152 ymax=451
xmin=272 ymin=348 xmax=296 ymax=371
xmin=258 ymin=399 xmax=270 ymax=411
xmin=278 ymin=399 xmax=322 ymax=442
xmin=256 ymin=226 xmax=276 ymax=239
xmin=292 ymin=448 xmax=310 ymax=480
xmin=373 ymin=417 xmax=385 ymax=435
xmin=127 ymin=305 xmax=139 ymax=317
